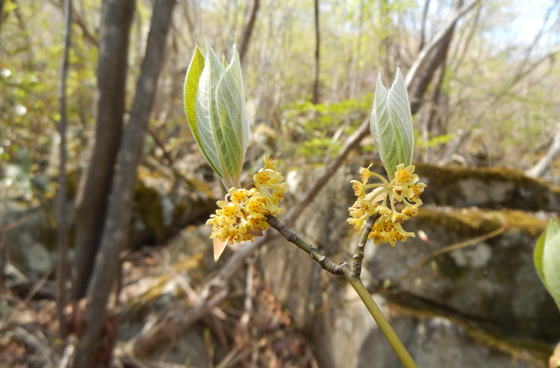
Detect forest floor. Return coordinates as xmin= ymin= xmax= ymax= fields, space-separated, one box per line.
xmin=0 ymin=243 xmax=318 ymax=368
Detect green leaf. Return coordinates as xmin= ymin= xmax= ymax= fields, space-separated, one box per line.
xmin=370 ymin=68 xmax=414 ymax=180
xmin=215 ymin=45 xmax=249 ymax=187
xmin=535 ymin=217 xmax=558 ymax=283
xmin=535 ymin=217 xmax=560 ymax=309
xmin=194 ymin=42 xmax=228 ymax=184
xmin=184 ymin=45 xmax=222 ymax=179
xmin=535 ymin=225 xmax=547 ymax=284
xmin=188 ymin=42 xmax=250 ymax=189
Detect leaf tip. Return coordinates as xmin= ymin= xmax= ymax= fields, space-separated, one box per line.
xmin=213 ymin=237 xmax=228 ymax=261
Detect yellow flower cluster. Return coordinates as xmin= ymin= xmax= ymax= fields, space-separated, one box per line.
xmin=348 ymin=164 xmax=426 ymax=246
xmin=207 ymin=155 xmax=288 ymax=246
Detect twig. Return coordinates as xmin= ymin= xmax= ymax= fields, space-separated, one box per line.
xmin=24 ymin=267 xmax=53 ymax=306
xmin=47 ymin=0 xmax=98 ymax=48
xmin=56 ymin=0 xmax=72 ymax=339
xmin=2 ymin=214 xmax=32 ymax=232
xmin=387 ymin=223 xmax=505 ymax=289
xmin=285 ymin=117 xmax=371 ymax=227
xmin=266 ymin=216 xmax=346 ymax=275
xmin=130 ymin=100 xmax=372 ymax=353
xmin=405 ymin=0 xmax=482 ymax=88
xmin=239 ymin=256 xmax=254 ymax=328
xmin=342 ymin=269 xmax=418 ymax=368
xmin=0 ymin=185 xmax=5 ymax=294
xmin=267 ymin=215 xmax=418 ymax=368
xmin=351 ymin=215 xmax=377 ymax=277
xmin=57 ymin=335 xmax=77 ymax=368
xmin=525 ymin=122 xmax=560 ymax=178
xmin=146 ymin=126 xmax=174 ymax=165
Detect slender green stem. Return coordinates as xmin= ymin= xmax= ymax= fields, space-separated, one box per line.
xmin=342 ymin=268 xmax=418 ymax=368
xmin=267 ymin=216 xmax=346 ymax=275
xmin=351 ymin=215 xmax=377 ymax=277
xmin=267 ymin=215 xmax=419 ymax=367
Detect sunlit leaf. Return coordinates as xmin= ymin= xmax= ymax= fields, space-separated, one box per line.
xmin=215 ymin=45 xmax=249 ymax=187
xmin=185 ymin=45 xmax=223 ymax=179
xmin=535 ymin=217 xmax=560 ymax=309
xmin=194 ymin=42 xmax=229 ymax=185
xmin=370 ymin=68 xmax=414 ymax=179
xmin=213 ymin=237 xmax=228 ymax=261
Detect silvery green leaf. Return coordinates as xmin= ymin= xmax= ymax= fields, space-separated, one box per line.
xmin=188 ymin=42 xmax=251 ymax=189
xmin=215 ymin=45 xmax=249 ymax=186
xmin=370 ymin=68 xmax=414 ymax=179
xmin=535 ymin=217 xmax=559 ymax=284
xmin=536 ymin=217 xmax=560 ymax=309
xmin=184 ymin=46 xmax=223 ymax=179
xmin=195 ymin=42 xmax=231 ymax=186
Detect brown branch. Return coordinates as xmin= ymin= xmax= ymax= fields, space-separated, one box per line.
xmin=409 ymin=11 xmax=455 ymax=115
xmin=238 ymin=0 xmax=259 ymax=66
xmin=56 ymin=0 xmax=72 ymax=340
xmin=130 ymin=88 xmax=374 ymax=355
xmin=72 ymin=7 xmax=98 ymax=47
xmin=47 ymin=0 xmax=99 ymax=48
xmin=418 ymin=0 xmax=431 ymax=53
xmin=311 ymin=0 xmax=320 ymax=104
xmin=73 ymin=0 xmax=176 ymax=366
xmin=525 ymin=123 xmax=560 ymax=178
xmin=0 ymin=0 xmax=5 ymax=45
xmin=285 ymin=116 xmax=370 ymax=227
xmin=267 ymin=216 xmax=346 ymax=275
xmin=146 ymin=126 xmax=174 ymax=165
xmin=386 ymin=223 xmax=506 ymax=290
xmin=351 ymin=215 xmax=377 ymax=277
xmin=405 ymin=0 xmax=482 ymax=88
xmin=0 ymin=190 xmax=5 ymax=295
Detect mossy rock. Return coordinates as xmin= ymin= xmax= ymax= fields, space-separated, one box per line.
xmin=259 ymin=161 xmax=560 ymax=368
xmin=130 ymin=158 xmax=216 ymax=247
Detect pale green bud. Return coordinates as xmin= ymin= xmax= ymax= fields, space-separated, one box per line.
xmin=184 ymin=41 xmax=249 ymax=189
xmin=370 ymin=68 xmax=414 ymax=180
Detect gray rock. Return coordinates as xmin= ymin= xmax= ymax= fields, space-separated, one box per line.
xmin=259 ymin=162 xmax=558 ymax=368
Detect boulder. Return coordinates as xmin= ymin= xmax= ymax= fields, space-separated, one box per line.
xmin=258 ymin=162 xmax=559 ymax=368
xmin=3 ymin=158 xmax=216 ymax=276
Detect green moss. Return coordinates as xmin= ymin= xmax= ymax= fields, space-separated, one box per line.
xmin=66 ymin=169 xmax=79 ymax=199
xmin=387 ymin=295 xmax=553 ymax=367
xmin=133 ymin=180 xmax=166 ymax=243
xmin=418 ymin=207 xmax=546 ymax=238
xmin=416 ymin=163 xmax=553 ymax=211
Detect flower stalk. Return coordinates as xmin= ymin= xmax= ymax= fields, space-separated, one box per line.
xmin=266 ymin=214 xmax=418 ymax=368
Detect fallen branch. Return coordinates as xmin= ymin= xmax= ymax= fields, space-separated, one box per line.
xmin=525 ymin=123 xmax=560 ymax=178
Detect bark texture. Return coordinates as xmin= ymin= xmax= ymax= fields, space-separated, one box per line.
xmin=72 ymin=0 xmax=176 ymax=366
xmin=71 ymin=0 xmax=135 ymax=301
xmin=56 ymin=0 xmax=72 ymax=339
xmin=312 ymin=0 xmax=320 ymax=104
xmin=238 ymin=0 xmax=259 ymax=66
xmin=409 ymin=20 xmax=455 ymax=115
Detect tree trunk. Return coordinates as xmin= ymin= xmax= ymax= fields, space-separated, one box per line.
xmin=71 ymin=0 xmax=135 ymax=301
xmin=238 ymin=0 xmax=259 ymax=66
xmin=72 ymin=0 xmax=176 ymax=366
xmin=312 ymin=0 xmax=320 ymax=104
xmin=405 ymin=0 xmax=481 ymax=88
xmin=0 ymin=0 xmax=5 ymax=44
xmin=56 ymin=0 xmax=72 ymax=339
xmin=409 ymin=5 xmax=456 ymax=115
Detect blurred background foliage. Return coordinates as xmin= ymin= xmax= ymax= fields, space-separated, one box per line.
xmin=1 ymin=0 xmax=560 ymax=200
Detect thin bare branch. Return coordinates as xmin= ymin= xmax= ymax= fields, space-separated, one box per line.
xmin=238 ymin=0 xmax=260 ymax=66
xmin=56 ymin=0 xmax=72 ymax=339
xmin=405 ymin=0 xmax=482 ymax=88
xmin=526 ymin=123 xmax=560 ymax=178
